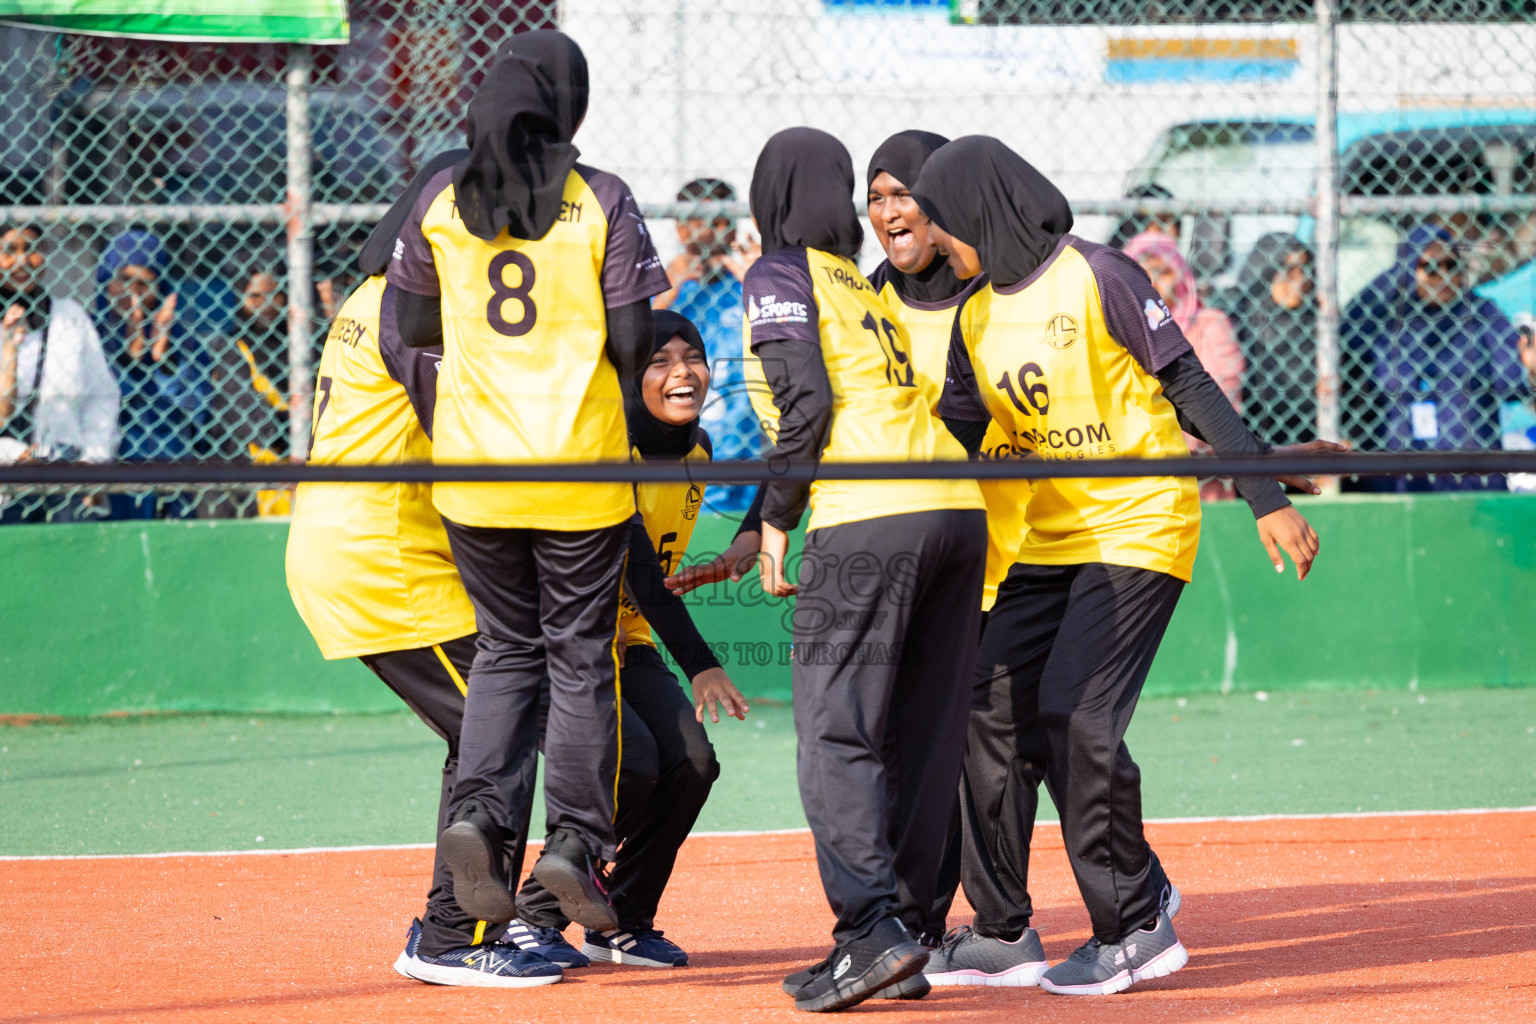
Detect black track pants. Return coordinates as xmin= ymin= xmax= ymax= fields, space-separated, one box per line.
xmin=793 ymin=508 xmax=986 ymax=945
xmin=516 ymin=644 xmax=720 ymax=932
xmin=443 ymin=519 xmax=628 ymax=860
xmin=360 ymin=635 xmax=522 ymax=957
xmin=960 ymin=561 xmax=1180 ymax=944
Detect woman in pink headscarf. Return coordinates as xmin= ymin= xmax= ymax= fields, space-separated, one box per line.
xmin=1123 ymin=230 xmax=1244 ymax=500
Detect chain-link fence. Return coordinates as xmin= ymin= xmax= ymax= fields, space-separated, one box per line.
xmin=2 ymin=0 xmax=1534 ymax=521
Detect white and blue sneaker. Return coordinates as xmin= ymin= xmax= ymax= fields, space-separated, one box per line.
xmin=502 ymin=919 xmax=591 ymax=968
xmin=392 ymin=918 xmax=424 ymax=978
xmin=405 ymin=943 xmax=563 ymax=988
xmin=582 ymin=927 xmax=690 ymax=967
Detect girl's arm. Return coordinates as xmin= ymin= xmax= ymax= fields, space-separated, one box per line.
xmin=624 ymin=516 xmax=750 ymax=722
xmin=754 ymin=338 xmax=833 ymax=532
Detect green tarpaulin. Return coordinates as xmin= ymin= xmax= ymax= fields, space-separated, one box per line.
xmin=0 ymin=0 xmax=348 ymax=44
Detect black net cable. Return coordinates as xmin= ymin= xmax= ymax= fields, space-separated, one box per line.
xmin=2 ymin=450 xmax=1533 ymax=486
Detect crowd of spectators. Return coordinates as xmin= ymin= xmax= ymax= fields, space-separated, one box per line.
xmin=3 ymin=192 xmax=1536 ymax=523
xmin=1115 ymin=204 xmax=1536 ymax=495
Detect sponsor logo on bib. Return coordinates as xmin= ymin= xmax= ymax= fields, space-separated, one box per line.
xmin=1042 ymin=312 xmax=1080 ymax=349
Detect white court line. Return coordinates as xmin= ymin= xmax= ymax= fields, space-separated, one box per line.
xmin=3 ymin=807 xmax=1531 ymax=863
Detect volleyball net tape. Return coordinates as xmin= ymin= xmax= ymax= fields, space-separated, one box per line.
xmin=3 ymin=450 xmax=1534 ymax=488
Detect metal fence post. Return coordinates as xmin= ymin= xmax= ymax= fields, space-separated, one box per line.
xmin=1313 ymin=0 xmax=1342 ymax=469
xmin=286 ymin=42 xmax=315 ymax=461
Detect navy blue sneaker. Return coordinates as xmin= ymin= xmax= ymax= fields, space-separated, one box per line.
xmin=502 ymin=918 xmax=590 ymax=968
xmin=405 ymin=943 xmax=563 ymax=988
xmin=392 ymin=918 xmax=423 ymax=978
xmin=582 ymin=927 xmax=690 ymax=967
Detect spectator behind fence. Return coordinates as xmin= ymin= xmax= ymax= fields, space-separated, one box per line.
xmin=200 ymin=265 xmax=294 ymax=517
xmin=653 ymin=177 xmax=761 ymax=513
xmin=1342 ymin=224 xmax=1527 ymax=492
xmin=0 ymin=225 xmax=119 ymax=522
xmin=1107 ymin=182 xmax=1179 ymax=251
xmin=1124 ymin=230 xmax=1244 ymax=500
xmin=1217 ymin=233 xmax=1317 ymax=449
xmin=94 ymin=228 xmax=201 ymax=518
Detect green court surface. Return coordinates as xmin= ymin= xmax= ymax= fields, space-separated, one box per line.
xmin=2 ymin=688 xmax=1533 ymax=858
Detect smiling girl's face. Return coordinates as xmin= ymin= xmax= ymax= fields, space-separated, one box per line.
xmin=868 ymin=171 xmax=939 ymax=275
xmin=642 ymin=335 xmax=710 ymax=425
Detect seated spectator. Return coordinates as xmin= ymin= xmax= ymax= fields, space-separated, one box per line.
xmin=1107 ymin=183 xmax=1179 ymax=250
xmin=1502 ymin=317 xmax=1536 ymax=494
xmin=1217 ymin=233 xmax=1317 ymax=448
xmin=654 ymin=176 xmax=761 ymax=513
xmin=1124 ymin=230 xmax=1244 ymax=499
xmin=200 ymin=261 xmax=294 ymax=517
xmin=0 ymin=224 xmax=119 ymax=522
xmin=315 ymin=226 xmax=369 ymax=321
xmin=94 ymin=228 xmax=201 ymax=518
xmin=1341 ymin=224 xmax=1528 ymax=491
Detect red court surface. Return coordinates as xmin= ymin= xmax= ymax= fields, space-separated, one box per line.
xmin=2 ymin=811 xmax=1533 ymax=1023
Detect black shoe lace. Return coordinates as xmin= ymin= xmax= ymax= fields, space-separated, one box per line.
xmin=939 ymin=924 xmax=975 ymax=950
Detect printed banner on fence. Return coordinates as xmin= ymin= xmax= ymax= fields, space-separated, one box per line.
xmin=0 ymin=0 xmax=348 ymax=44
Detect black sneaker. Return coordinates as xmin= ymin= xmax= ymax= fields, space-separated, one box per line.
xmin=438 ymin=802 xmax=516 ymax=923
xmin=530 ymin=828 xmax=620 ymax=932
xmin=1038 ymin=912 xmax=1188 ymax=995
xmin=875 ymin=972 xmax=931 ymax=1000
xmin=782 ymin=956 xmax=929 ymax=1000
xmin=790 ymin=917 xmax=929 ymax=1013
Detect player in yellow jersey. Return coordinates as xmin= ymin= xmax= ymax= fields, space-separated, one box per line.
xmin=863 ymin=129 xmax=1033 ymax=966
xmin=292 ymin=259 xmax=739 ymax=986
xmin=385 ymin=32 xmax=670 ymax=936
xmin=508 ymin=309 xmax=751 ymax=969
xmin=286 ymin=264 xmax=558 ymax=988
xmin=741 ymin=127 xmax=986 ymax=1013
xmin=913 ymin=136 xmax=1330 ymax=996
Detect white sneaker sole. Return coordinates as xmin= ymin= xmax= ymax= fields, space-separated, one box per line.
xmin=926 ymin=960 xmax=1049 ymax=987
xmin=1039 ymin=942 xmax=1189 ymax=996
xmin=581 ymin=941 xmax=683 ymax=968
xmin=404 ymin=958 xmax=563 ymax=988
xmin=392 ymin=951 xmax=416 ymax=979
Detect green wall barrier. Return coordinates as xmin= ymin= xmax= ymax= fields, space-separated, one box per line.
xmin=2 ymin=493 xmax=1532 ymax=717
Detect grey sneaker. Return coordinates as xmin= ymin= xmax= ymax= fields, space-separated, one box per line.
xmin=1038 ymin=913 xmax=1188 ymax=996
xmin=923 ymin=925 xmax=1050 ymax=987
xmin=1162 ymin=881 xmax=1182 ymax=919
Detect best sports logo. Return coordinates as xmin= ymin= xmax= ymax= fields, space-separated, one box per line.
xmin=747 ymin=293 xmax=809 ymax=325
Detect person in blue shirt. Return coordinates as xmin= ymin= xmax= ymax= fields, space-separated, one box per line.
xmin=654 ymin=177 xmax=760 ymax=513
xmin=1342 ymin=224 xmax=1528 ymax=491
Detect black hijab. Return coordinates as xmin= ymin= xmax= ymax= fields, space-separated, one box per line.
xmin=867 ymin=129 xmax=964 ymax=305
xmin=625 ymin=309 xmax=708 ymax=459
xmin=358 ymin=147 xmax=471 ymax=277
xmin=749 ymin=127 xmax=863 ymax=261
xmin=912 ymin=136 xmax=1074 ymax=288
xmin=453 ymin=30 xmax=589 ymax=243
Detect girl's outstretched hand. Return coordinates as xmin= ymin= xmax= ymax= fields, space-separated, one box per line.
xmin=1256 ymin=506 xmax=1319 ymax=581
xmin=1268 ymin=438 xmax=1350 ymax=494
xmin=691 ymin=667 xmax=750 ymax=724
xmin=664 ymin=530 xmax=760 ymax=596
